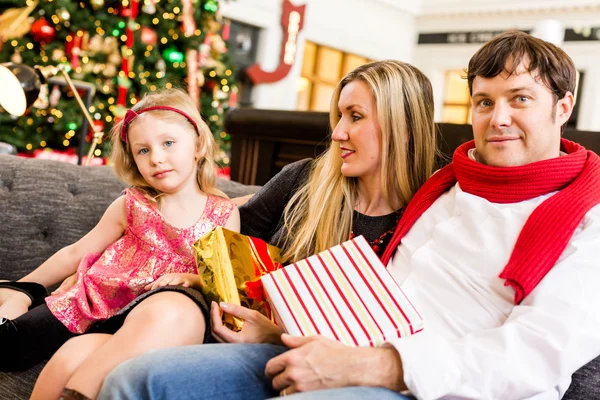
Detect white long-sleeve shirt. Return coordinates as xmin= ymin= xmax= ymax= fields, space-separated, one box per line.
xmin=388 ymin=183 xmax=600 ymax=400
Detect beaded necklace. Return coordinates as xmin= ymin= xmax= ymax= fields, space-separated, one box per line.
xmin=349 ymin=208 xmax=404 ymax=258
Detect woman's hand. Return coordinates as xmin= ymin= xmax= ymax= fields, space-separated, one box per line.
xmin=210 ymin=301 xmax=284 ymax=345
xmin=144 ymin=273 xmax=202 ymax=291
xmin=51 ymin=273 xmax=78 ymax=296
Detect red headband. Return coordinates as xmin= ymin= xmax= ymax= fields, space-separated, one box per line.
xmin=119 ymin=106 xmax=199 ymax=143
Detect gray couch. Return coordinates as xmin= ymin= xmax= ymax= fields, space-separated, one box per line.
xmin=1 ymin=153 xmax=599 ymax=399
xmin=0 ymin=154 xmax=258 ymax=399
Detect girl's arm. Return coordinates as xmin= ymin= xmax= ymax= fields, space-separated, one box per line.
xmin=224 ymin=206 xmax=241 ymax=233
xmin=19 ymin=195 xmax=127 ymax=288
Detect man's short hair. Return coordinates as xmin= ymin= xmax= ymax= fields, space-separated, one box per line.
xmin=467 ymin=30 xmax=577 ymax=100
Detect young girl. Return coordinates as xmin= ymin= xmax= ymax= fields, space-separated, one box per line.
xmin=0 ymin=88 xmax=240 ymax=399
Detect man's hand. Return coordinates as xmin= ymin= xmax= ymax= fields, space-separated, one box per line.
xmin=144 ymin=273 xmax=202 ymax=291
xmin=265 ymin=334 xmax=407 ymax=395
xmin=51 ymin=273 xmax=78 ymax=296
xmin=210 ymin=301 xmax=284 ymax=345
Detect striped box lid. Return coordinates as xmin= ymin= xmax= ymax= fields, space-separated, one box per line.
xmin=262 ymin=235 xmax=423 ymax=347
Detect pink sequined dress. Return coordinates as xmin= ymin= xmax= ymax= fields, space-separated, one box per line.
xmin=46 ymin=187 xmax=235 ymax=334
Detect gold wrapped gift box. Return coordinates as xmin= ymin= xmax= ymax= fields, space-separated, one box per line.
xmin=193 ymin=227 xmax=286 ymax=331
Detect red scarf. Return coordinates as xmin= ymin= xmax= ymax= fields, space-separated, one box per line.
xmin=381 ymin=139 xmax=600 ymax=304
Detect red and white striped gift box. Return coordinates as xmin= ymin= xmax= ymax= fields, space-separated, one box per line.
xmin=261 ymin=236 xmax=423 ymax=347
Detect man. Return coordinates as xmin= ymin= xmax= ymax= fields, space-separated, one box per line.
xmin=98 ymin=30 xmax=600 ymax=400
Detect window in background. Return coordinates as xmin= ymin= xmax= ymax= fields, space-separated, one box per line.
xmin=297 ymin=42 xmax=371 ymax=111
xmin=441 ymin=70 xmax=471 ymax=124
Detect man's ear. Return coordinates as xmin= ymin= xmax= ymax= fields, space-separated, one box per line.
xmin=556 ymin=91 xmax=574 ymax=126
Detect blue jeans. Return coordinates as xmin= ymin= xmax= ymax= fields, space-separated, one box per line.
xmin=98 ymin=343 xmax=413 ymax=400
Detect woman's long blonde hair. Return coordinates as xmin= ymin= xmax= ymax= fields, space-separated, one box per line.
xmin=109 ymin=88 xmax=226 ymax=200
xmin=281 ymin=60 xmax=436 ymax=262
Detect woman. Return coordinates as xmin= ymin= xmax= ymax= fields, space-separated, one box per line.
xmin=98 ymin=59 xmax=436 ymax=400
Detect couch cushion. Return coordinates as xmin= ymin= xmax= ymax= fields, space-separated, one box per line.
xmin=0 ymin=363 xmax=45 ymax=400
xmin=563 ymin=356 xmax=600 ymax=400
xmin=0 ymin=155 xmax=259 ymax=279
xmin=0 ymin=156 xmax=129 ymax=279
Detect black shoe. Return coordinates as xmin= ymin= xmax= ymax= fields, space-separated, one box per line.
xmin=0 ymin=281 xmax=48 ymax=309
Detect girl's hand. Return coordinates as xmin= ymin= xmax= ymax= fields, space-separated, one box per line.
xmin=210 ymin=301 xmax=284 ymax=345
xmin=144 ymin=273 xmax=202 ymax=291
xmin=51 ymin=273 xmax=78 ymax=296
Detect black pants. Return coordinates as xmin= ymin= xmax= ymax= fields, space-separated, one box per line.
xmin=0 ymin=286 xmax=211 ymax=372
xmin=0 ymin=304 xmax=76 ymax=371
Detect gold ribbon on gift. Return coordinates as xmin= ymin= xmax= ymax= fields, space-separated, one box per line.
xmin=193 ymin=227 xmax=286 ymax=331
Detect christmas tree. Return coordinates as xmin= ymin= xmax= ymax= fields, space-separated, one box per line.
xmin=0 ymin=0 xmax=236 ymax=167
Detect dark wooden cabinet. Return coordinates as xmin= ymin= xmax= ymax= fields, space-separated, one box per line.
xmin=226 ymin=108 xmax=600 ymax=185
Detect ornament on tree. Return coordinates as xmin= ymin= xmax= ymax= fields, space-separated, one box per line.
xmin=56 ymin=8 xmax=70 ymax=23
xmin=162 ymin=47 xmax=185 ymax=64
xmin=196 ymin=70 xmax=205 ymax=87
xmin=214 ymin=89 xmax=227 ymax=100
xmin=0 ymin=0 xmax=39 ymax=40
xmin=206 ymin=19 xmax=222 ymax=34
xmin=52 ymin=48 xmax=65 ymax=61
xmin=222 ymin=19 xmax=231 ymax=41
xmin=209 ymin=34 xmax=227 ymax=54
xmin=112 ymin=20 xmax=126 ymax=37
xmin=199 ymin=38 xmax=211 ymax=66
xmin=142 ymin=1 xmax=157 ymax=15
xmin=204 ymin=0 xmax=219 ymax=13
xmin=117 ymin=75 xmax=132 ymax=90
xmin=65 ymin=31 xmax=86 ymax=69
xmin=11 ymin=49 xmax=22 ymax=64
xmin=156 ymin=58 xmax=166 ymax=73
xmin=91 ymin=0 xmax=105 ymax=10
xmin=187 ymin=49 xmax=200 ymax=105
xmin=108 ymin=51 xmax=122 ymax=65
xmin=140 ymin=27 xmax=157 ymax=45
xmin=100 ymin=79 xmax=114 ymax=94
xmin=113 ymin=104 xmax=127 ymax=119
xmin=82 ymin=60 xmax=95 ymax=74
xmin=49 ymin=85 xmax=62 ymax=108
xmin=88 ymin=35 xmax=103 ymax=53
xmin=31 ymin=18 xmax=56 ymax=43
xmin=181 ymin=0 xmax=196 ymax=37
xmin=92 ymin=62 xmax=104 ymax=74
xmin=229 ymin=86 xmax=238 ymax=108
xmin=204 ymin=79 xmax=216 ymax=91
xmin=33 ymin=84 xmax=49 ymax=110
xmin=87 ymin=120 xmax=104 ymax=142
xmin=127 ymin=19 xmax=140 ymax=45
xmin=103 ymin=63 xmax=117 ymax=77
xmin=102 ymin=36 xmax=119 ymax=54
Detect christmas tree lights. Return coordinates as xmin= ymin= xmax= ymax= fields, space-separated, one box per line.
xmin=0 ymin=0 xmax=236 ymax=166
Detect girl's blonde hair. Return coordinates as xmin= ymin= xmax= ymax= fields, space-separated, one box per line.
xmin=281 ymin=60 xmax=436 ymax=262
xmin=109 ymin=88 xmax=226 ymax=199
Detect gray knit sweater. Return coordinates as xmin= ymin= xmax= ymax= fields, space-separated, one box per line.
xmin=240 ymin=159 xmax=400 ymax=256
